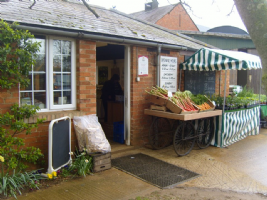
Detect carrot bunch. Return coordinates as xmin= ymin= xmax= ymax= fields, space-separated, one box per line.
xmin=198 ymin=102 xmax=212 ymax=110
xmin=171 ymin=90 xmax=198 ymax=112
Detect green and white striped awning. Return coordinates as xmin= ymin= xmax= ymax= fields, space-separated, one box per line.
xmin=180 ymin=48 xmax=262 ymax=71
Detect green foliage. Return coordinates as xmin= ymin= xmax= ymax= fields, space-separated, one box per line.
xmin=69 ymin=149 xmax=93 ymax=177
xmin=210 ymin=94 xmax=224 ymax=106
xmin=57 ymin=149 xmax=93 ymax=178
xmin=0 ymin=164 xmax=44 ymax=199
xmin=0 ymin=104 xmax=45 ymax=172
xmin=0 ymin=20 xmax=41 ymax=89
xmin=237 ymin=85 xmax=254 ymax=98
xmin=190 ymin=94 xmax=208 ymax=105
xmin=0 ymin=21 xmax=45 ymax=199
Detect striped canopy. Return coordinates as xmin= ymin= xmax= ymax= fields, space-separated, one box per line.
xmin=180 ymin=48 xmax=262 ymax=71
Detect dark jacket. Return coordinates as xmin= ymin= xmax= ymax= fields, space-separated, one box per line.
xmin=101 ymin=80 xmax=123 ymax=101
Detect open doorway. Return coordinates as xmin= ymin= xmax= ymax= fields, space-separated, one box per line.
xmin=96 ymin=42 xmax=126 ymax=144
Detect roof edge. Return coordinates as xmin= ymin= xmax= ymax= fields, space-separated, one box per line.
xmin=108 ymin=7 xmax=215 ymax=49
xmin=177 ymin=30 xmax=252 ymax=39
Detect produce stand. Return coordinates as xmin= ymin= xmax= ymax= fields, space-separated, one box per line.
xmin=180 ymin=48 xmax=262 ymax=147
xmin=144 ymin=108 xmax=222 ymax=156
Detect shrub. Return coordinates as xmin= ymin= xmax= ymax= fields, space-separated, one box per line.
xmin=0 ymin=104 xmax=45 ymax=172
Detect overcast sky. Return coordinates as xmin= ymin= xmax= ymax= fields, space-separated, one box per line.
xmin=88 ymin=0 xmax=247 ymax=32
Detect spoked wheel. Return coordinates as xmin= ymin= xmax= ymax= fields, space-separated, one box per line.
xmin=149 ymin=117 xmax=173 ymax=149
xmin=173 ymin=121 xmax=196 ymax=156
xmin=196 ymin=117 xmax=215 ymax=149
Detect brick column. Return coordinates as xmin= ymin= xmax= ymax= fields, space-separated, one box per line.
xmin=76 ymin=40 xmax=97 ymax=114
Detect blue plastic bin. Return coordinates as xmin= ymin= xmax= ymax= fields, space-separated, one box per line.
xmin=113 ymin=121 xmax=124 ymax=144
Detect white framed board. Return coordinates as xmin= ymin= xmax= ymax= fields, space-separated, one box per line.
xmin=160 ymin=56 xmax=177 ymax=93
xmin=138 ymin=55 xmax=148 ymax=76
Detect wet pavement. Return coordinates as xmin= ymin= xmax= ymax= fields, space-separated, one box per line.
xmin=12 ymin=128 xmax=267 ymax=199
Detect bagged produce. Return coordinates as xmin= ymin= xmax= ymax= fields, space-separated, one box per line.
xmin=73 ymin=115 xmax=111 ymax=153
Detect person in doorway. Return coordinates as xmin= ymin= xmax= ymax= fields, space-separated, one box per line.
xmin=101 ymin=74 xmax=123 ymax=122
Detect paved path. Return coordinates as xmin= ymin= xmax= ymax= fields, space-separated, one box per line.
xmin=12 ymin=128 xmax=267 ymax=199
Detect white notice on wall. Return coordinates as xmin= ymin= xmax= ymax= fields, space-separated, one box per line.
xmin=138 ymin=55 xmax=148 ymax=76
xmin=160 ymin=56 xmax=177 ymax=93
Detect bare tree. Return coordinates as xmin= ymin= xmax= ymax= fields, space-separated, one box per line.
xmin=233 ymin=0 xmax=267 ymax=76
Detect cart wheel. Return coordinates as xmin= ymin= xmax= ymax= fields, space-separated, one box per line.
xmin=173 ymin=121 xmax=196 ymax=156
xmin=149 ymin=117 xmax=173 ymax=149
xmin=196 ymin=118 xmax=214 ymax=149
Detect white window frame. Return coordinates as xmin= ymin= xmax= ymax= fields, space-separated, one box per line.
xmin=48 ymin=36 xmax=76 ymax=111
xmin=19 ymin=36 xmax=76 ymax=111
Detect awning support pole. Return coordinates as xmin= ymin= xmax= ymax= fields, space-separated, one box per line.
xmin=259 ymin=68 xmax=262 ymax=103
xmin=219 ymin=71 xmax=221 ymax=95
xmin=179 ymin=69 xmax=182 ymax=90
xmin=222 ymin=70 xmax=227 ymax=114
xmin=157 ymin=45 xmax=162 ymax=86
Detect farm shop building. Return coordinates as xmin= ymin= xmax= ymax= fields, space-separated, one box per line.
xmin=0 ymin=0 xmax=228 ymax=160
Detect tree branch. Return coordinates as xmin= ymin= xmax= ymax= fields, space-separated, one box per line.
xmin=227 ymin=4 xmax=235 ymax=16
xmin=81 ymin=0 xmax=100 ymax=18
xmin=29 ymin=0 xmax=36 ymax=9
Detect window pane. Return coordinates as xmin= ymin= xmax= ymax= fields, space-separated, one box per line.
xmin=53 ymin=40 xmax=61 ymax=55
xmin=34 ymin=92 xmax=46 ymax=109
xmin=37 ymin=39 xmax=45 ymax=54
xmin=63 ymin=74 xmax=71 ymax=89
xmin=23 ymin=74 xmax=32 ymax=90
xmin=53 ymin=74 xmax=61 ymax=90
xmin=62 ymin=41 xmax=71 ymax=55
xmin=63 ymin=91 xmax=71 ymax=104
xmin=34 ymin=73 xmax=46 ymax=90
xmin=54 ymin=91 xmax=61 ymax=105
xmin=20 ymin=92 xmax=32 ymax=105
xmin=53 ymin=55 xmax=61 ymax=72
xmin=63 ymin=55 xmax=71 ymax=72
xmin=34 ymin=54 xmax=45 ymax=72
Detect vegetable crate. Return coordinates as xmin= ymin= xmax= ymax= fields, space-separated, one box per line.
xmin=198 ymin=99 xmax=215 ymax=112
xmin=166 ymin=101 xmax=199 ymax=114
xmin=92 ymin=152 xmax=111 ymax=173
xmin=113 ymin=121 xmax=124 ymax=144
xmin=150 ymin=95 xmax=168 ymax=106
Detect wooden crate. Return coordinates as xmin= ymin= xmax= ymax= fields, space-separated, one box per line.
xmin=166 ymin=100 xmax=199 ymax=114
xmin=150 ymin=95 xmax=168 ymax=106
xmin=150 ymin=105 xmax=167 ymax=112
xmin=198 ymin=99 xmax=215 ymax=112
xmin=91 ymin=152 xmax=111 ymax=173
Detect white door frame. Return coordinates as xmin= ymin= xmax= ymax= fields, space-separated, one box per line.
xmin=124 ymin=45 xmax=131 ymax=145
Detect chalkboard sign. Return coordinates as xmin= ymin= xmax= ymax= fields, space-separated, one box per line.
xmin=47 ymin=116 xmax=71 ymax=174
xmin=184 ymin=71 xmax=216 ymax=95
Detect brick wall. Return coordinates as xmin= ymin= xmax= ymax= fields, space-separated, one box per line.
xmin=130 ymin=47 xmax=184 ymax=146
xmin=0 ymin=39 xmax=97 ymax=168
xmin=156 ymin=4 xmax=199 ymax=31
xmin=0 ymin=88 xmax=19 ymax=115
xmin=215 ymin=70 xmax=230 ymax=96
xmin=76 ymin=40 xmax=97 ymax=114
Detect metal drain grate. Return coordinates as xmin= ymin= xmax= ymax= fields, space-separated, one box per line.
xmin=112 ymin=153 xmax=200 ymax=189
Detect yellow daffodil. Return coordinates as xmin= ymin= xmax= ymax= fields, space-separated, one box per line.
xmin=47 ymin=174 xmax=53 ymax=179
xmin=85 ymin=159 xmax=88 ymax=163
xmin=0 ymin=155 xmax=4 ymax=162
xmin=52 ymin=171 xmax=57 ymax=177
xmin=69 ymin=152 xmax=73 ymax=156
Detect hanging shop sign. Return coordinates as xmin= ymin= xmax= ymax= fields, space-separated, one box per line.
xmin=160 ymin=56 xmax=177 ymax=93
xmin=138 ymin=55 xmax=148 ymax=76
